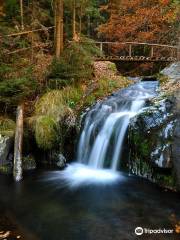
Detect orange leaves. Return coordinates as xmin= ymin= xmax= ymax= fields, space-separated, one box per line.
xmin=159 ymin=0 xmax=170 ymax=6
xmin=98 ymin=0 xmax=177 ymax=46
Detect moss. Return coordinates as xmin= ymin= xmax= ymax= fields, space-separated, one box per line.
xmin=0 ymin=165 xmax=12 ymax=174
xmin=0 ymin=117 xmax=15 ymax=136
xmin=156 ymin=173 xmax=176 ymax=189
xmin=35 ymin=116 xmax=59 ymax=150
xmin=130 ymin=157 xmax=152 ymax=177
xmin=132 ymin=132 xmax=151 ymax=158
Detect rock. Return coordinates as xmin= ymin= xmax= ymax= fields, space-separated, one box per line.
xmin=129 ymin=97 xmax=176 ymax=189
xmin=161 ymin=62 xmax=180 ymax=82
xmin=0 ymin=134 xmax=13 ymax=165
xmin=56 ymin=153 xmax=66 ymax=168
xmin=172 ymin=90 xmax=180 ymax=190
xmin=23 ymin=155 xmax=36 ymax=170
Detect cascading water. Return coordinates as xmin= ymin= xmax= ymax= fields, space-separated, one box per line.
xmin=77 ymin=81 xmax=157 ymax=170
xmin=59 ymin=81 xmax=158 ymax=187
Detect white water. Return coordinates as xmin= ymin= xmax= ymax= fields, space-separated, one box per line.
xmin=55 ymin=81 xmax=158 ymax=187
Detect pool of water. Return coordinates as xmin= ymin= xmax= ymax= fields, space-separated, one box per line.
xmin=0 ymin=169 xmax=180 ymax=240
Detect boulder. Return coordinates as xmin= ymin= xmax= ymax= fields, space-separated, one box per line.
xmin=0 ymin=134 xmax=13 ymax=165
xmin=129 ymin=97 xmax=176 ymax=189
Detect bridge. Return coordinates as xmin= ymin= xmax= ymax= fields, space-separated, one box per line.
xmin=92 ymin=42 xmax=179 ymax=62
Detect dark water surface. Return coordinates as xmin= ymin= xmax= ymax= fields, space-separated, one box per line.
xmin=0 ymin=171 xmax=180 ymax=240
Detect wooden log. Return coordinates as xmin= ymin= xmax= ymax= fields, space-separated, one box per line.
xmin=0 ymin=26 xmax=55 ymax=38
xmin=13 ymin=105 xmax=24 ymax=182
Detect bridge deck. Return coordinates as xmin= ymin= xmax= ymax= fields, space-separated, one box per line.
xmin=95 ymin=56 xmax=177 ymax=62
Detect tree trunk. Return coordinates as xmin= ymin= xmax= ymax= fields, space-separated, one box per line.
xmin=54 ymin=0 xmax=64 ymax=58
xmin=73 ymin=0 xmax=76 ymax=39
xmin=79 ymin=4 xmax=82 ymax=36
xmin=87 ymin=14 xmax=90 ymax=37
xmin=20 ymin=0 xmax=24 ymax=30
xmin=60 ymin=0 xmax=64 ymax=52
xmin=13 ymin=105 xmax=24 ymax=182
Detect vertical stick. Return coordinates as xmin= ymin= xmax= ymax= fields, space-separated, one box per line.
xmin=129 ymin=44 xmax=132 ymax=57
xmin=20 ymin=0 xmax=24 ymax=30
xmin=31 ymin=33 xmax=34 ymax=63
xmin=100 ymin=42 xmax=103 ymax=53
xmin=87 ymin=15 xmax=90 ymax=37
xmin=13 ymin=105 xmax=24 ymax=182
xmin=151 ymin=46 xmax=154 ymax=58
xmin=73 ymin=0 xmax=76 ymax=39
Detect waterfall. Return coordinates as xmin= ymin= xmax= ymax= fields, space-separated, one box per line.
xmin=77 ymin=81 xmax=157 ymax=171
xmin=57 ymin=81 xmax=158 ymax=187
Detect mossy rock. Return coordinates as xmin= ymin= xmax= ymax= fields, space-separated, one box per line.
xmin=35 ymin=115 xmax=59 ymax=150
xmin=0 ymin=117 xmax=15 ymax=137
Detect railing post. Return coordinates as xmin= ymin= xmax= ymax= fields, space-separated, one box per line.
xmin=129 ymin=44 xmax=132 ymax=57
xmin=150 ymin=46 xmax=154 ymax=58
xmin=100 ymin=42 xmax=103 ymax=53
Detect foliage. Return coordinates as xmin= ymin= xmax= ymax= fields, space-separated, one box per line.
xmin=0 ymin=65 xmax=37 ymax=109
xmin=31 ymin=63 xmax=130 ymax=150
xmin=48 ymin=40 xmax=101 ymax=88
xmin=4 ymin=0 xmax=19 ymax=21
xmin=98 ymin=0 xmax=179 ymax=49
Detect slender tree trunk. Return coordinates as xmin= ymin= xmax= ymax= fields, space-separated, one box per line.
xmin=20 ymin=0 xmax=24 ymax=30
xmin=87 ymin=14 xmax=90 ymax=37
xmin=31 ymin=0 xmax=34 ymax=63
xmin=13 ymin=105 xmax=24 ymax=182
xmin=60 ymin=0 xmax=64 ymax=52
xmin=79 ymin=4 xmax=82 ymax=36
xmin=73 ymin=0 xmax=76 ymax=39
xmin=54 ymin=0 xmax=64 ymax=58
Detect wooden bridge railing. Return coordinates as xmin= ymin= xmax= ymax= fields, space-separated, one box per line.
xmin=93 ymin=41 xmax=179 ymax=61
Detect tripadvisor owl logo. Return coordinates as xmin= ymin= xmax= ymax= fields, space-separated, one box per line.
xmin=135 ymin=227 xmax=143 ymax=235
xmin=135 ymin=227 xmax=174 ymax=235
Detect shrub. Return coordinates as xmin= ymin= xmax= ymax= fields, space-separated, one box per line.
xmin=48 ymin=40 xmax=101 ymax=88
xmin=0 ymin=66 xmax=37 ymax=110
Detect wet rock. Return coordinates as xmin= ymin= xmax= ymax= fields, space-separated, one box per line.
xmin=56 ymin=153 xmax=66 ymax=168
xmin=129 ymin=97 xmax=176 ymax=189
xmin=0 ymin=134 xmax=13 ymax=165
xmin=23 ymin=155 xmax=36 ymax=170
xmin=172 ymin=90 xmax=180 ymax=190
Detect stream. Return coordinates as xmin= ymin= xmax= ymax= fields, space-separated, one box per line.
xmin=0 ymin=80 xmax=180 ymax=240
